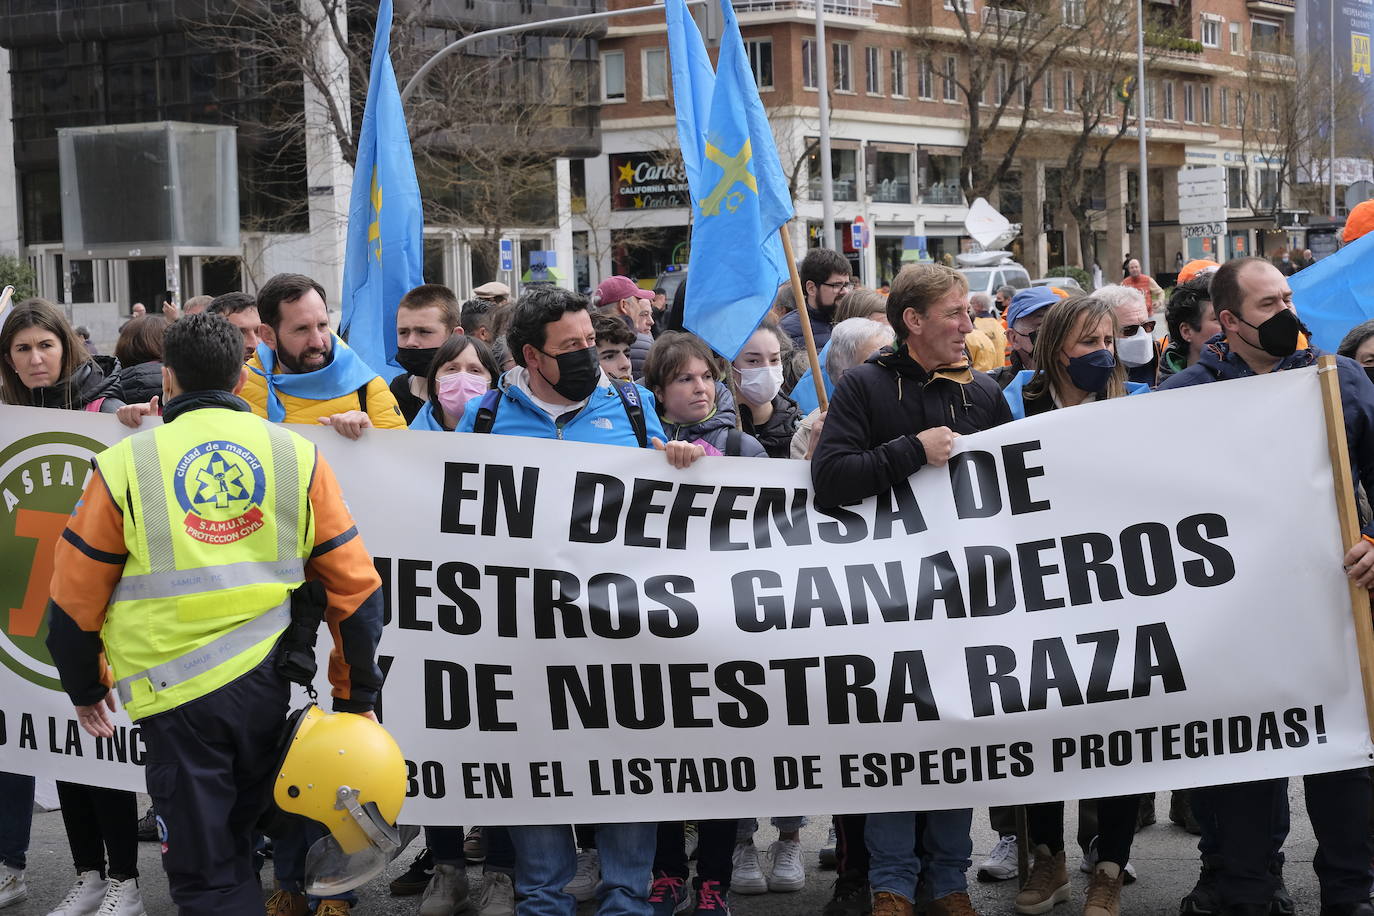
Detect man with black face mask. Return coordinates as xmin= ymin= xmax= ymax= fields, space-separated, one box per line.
xmin=388 ymin=284 xmax=464 ymax=424
xmin=453 ymin=286 xmax=703 ymax=916
xmin=1160 ymin=256 xmax=1374 ymax=916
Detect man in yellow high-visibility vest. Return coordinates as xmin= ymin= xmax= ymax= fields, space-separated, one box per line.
xmin=47 ymin=312 xmax=385 ymax=915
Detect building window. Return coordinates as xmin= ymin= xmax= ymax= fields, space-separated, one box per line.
xmin=1220 ymin=87 xmax=1229 ymax=125
xmin=943 ymin=56 xmax=959 ymax=101
xmin=1201 ymin=17 xmax=1222 ymax=48
xmin=1269 ymin=93 xmax=1279 ymax=129
xmin=1020 ymin=66 xmax=1032 ymax=108
xmin=917 ymin=55 xmax=934 ymax=99
xmin=1145 ymin=79 xmax=1156 ymax=119
xmin=891 ymin=49 xmax=908 ymax=96
xmin=865 ymin=46 xmax=882 ymax=94
xmin=833 ymin=42 xmax=853 ymax=92
xmin=1044 ymin=69 xmax=1055 ymax=109
xmin=1063 ymin=71 xmax=1075 ymax=112
xmin=1063 ymin=0 xmax=1086 ymax=25
xmin=1201 ymin=84 xmax=1212 ymax=123
xmin=642 ymin=48 xmax=668 ymax=100
xmin=1236 ymin=91 xmax=1245 ymax=125
xmin=602 ymin=51 xmax=625 ymax=101
xmin=746 ymin=39 xmax=774 ymax=90
xmin=997 ymin=62 xmax=1009 ymax=102
xmin=872 ymin=150 xmax=912 ymax=203
xmin=1251 ymin=18 xmax=1283 ymax=54
xmin=944 ymin=0 xmax=975 ymax=12
xmin=802 ymin=38 xmax=818 ymax=90
xmin=921 ymin=153 xmax=964 ymax=204
xmin=1227 ymin=167 xmax=1246 ymax=208
xmin=1162 ymin=80 xmax=1175 ymax=120
xmin=1258 ymin=169 xmax=1278 ymax=210
xmin=1183 ymin=83 xmax=1195 ymax=122
xmin=808 ymin=147 xmax=858 ymax=201
xmin=1229 ymin=22 xmax=1243 ymax=53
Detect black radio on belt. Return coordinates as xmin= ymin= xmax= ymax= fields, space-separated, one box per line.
xmin=277 ymin=580 xmax=326 ymax=693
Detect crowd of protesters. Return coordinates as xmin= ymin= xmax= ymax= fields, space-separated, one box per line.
xmin=5 ymin=200 xmax=1374 ymax=916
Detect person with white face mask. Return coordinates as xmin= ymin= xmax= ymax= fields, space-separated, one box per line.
xmin=730 ymin=321 xmax=802 ymax=458
xmin=1094 ymin=284 xmax=1160 ymax=387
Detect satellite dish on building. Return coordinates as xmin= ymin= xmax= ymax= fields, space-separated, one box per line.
xmin=1346 ymin=180 xmax=1374 ymax=213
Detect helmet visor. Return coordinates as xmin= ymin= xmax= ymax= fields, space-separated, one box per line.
xmin=303 ymin=804 xmax=418 ymax=896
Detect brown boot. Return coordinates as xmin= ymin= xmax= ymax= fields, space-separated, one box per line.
xmin=872 ymin=890 xmax=916 ymax=916
xmin=928 ymin=891 xmax=979 ymax=916
xmin=264 ymin=890 xmax=308 ymax=916
xmin=1014 ymin=845 xmax=1070 ymax=914
xmin=1082 ymin=863 xmax=1123 ymax=916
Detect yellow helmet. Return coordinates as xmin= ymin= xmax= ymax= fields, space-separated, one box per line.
xmin=273 ymin=705 xmax=413 ymax=894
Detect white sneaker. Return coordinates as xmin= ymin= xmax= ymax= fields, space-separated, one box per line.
xmin=977 ymin=835 xmax=1019 ymax=882
xmin=731 ymin=842 xmax=767 ymax=895
xmin=46 ymin=871 xmax=107 ymax=916
xmin=419 ymin=863 xmax=471 ymax=916
xmin=766 ymin=839 xmax=805 ymax=892
xmin=94 ymin=877 xmax=144 ymax=916
xmin=564 ymin=848 xmax=599 ymax=903
xmin=0 ymin=865 xmax=27 ymax=908
xmin=1079 ymin=836 xmax=1137 ymax=884
xmin=477 ymin=872 xmax=515 ymax=916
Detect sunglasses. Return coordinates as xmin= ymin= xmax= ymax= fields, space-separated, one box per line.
xmin=1119 ymin=321 xmax=1156 ymax=337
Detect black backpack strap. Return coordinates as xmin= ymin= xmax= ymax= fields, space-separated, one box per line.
xmin=357 ymin=383 xmax=370 ymax=413
xmin=726 ymin=427 xmax=742 ymax=457
xmin=472 ymin=389 xmax=502 ymax=434
xmin=609 ymin=379 xmax=649 ymax=449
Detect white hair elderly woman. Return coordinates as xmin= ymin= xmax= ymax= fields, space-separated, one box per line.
xmin=790 ymin=317 xmax=893 ymax=459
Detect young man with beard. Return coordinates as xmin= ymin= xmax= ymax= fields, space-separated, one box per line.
xmin=780 ymin=248 xmax=852 ymax=351
xmin=812 ymin=263 xmax=1011 ymax=916
xmin=239 ymin=273 xmax=405 ymax=438
xmin=389 ymin=284 xmax=464 ymax=424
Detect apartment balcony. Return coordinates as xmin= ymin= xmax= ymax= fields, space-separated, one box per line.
xmin=735 ymin=0 xmax=876 ymax=20
xmin=1248 ymin=0 xmax=1295 ymax=13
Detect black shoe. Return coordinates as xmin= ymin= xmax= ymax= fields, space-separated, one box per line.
xmin=136 ymin=807 xmax=158 ymax=842
xmin=823 ymin=870 xmax=871 ymax=916
xmin=389 ymin=846 xmax=433 ymax=896
xmin=1318 ymin=904 xmax=1374 ymax=916
xmin=1180 ymin=855 xmax=1223 ymax=916
xmin=1269 ymin=860 xmax=1294 ymax=916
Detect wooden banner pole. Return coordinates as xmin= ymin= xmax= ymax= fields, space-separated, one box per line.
xmin=1317 ymin=354 xmax=1374 ymax=739
xmin=778 ymin=224 xmax=828 ymax=412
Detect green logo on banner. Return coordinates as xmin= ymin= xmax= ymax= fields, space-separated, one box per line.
xmin=0 ymin=431 xmax=109 ymax=691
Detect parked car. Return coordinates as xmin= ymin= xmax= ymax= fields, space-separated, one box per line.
xmin=1031 ymin=276 xmax=1085 ymax=292
xmin=958 ymin=261 xmax=1031 ymax=298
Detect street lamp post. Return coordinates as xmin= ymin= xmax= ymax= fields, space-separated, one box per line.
xmin=1135 ymin=0 xmax=1150 ymax=275
xmin=400 ymin=2 xmax=706 ymax=105
xmin=815 ymin=1 xmax=836 ymax=249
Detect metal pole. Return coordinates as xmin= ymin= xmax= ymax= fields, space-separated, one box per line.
xmin=400 ymin=1 xmax=706 ymax=104
xmin=1135 ymin=0 xmax=1150 ymax=274
xmin=814 ymin=1 xmax=836 ymax=248
xmin=1329 ymin=0 xmax=1338 ymax=219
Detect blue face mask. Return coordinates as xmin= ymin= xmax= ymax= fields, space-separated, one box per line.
xmin=1065 ymin=348 xmax=1117 ymax=393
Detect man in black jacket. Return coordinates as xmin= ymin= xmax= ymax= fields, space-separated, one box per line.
xmin=811 ymin=262 xmax=1009 ymax=916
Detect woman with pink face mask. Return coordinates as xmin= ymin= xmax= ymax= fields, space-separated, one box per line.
xmin=409 ymin=335 xmax=500 ymax=431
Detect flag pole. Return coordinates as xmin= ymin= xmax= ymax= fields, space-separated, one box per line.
xmin=1318 ymin=354 xmax=1374 ymax=738
xmin=779 ymin=224 xmax=827 ymax=411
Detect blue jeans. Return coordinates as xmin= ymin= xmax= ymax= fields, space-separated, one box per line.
xmin=736 ymin=816 xmax=806 ymax=841
xmin=509 ymin=823 xmax=655 ymax=916
xmin=865 ymin=809 xmax=973 ymax=903
xmin=0 ymin=773 xmax=35 ymax=871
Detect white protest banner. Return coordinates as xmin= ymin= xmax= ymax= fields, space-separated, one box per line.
xmin=2 ymin=367 xmax=1371 ymax=825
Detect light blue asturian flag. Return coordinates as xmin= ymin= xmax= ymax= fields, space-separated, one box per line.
xmin=1290 ymin=231 xmax=1374 ymax=353
xmin=339 ymin=0 xmax=424 ymax=381
xmin=667 ymin=0 xmax=793 ymax=361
